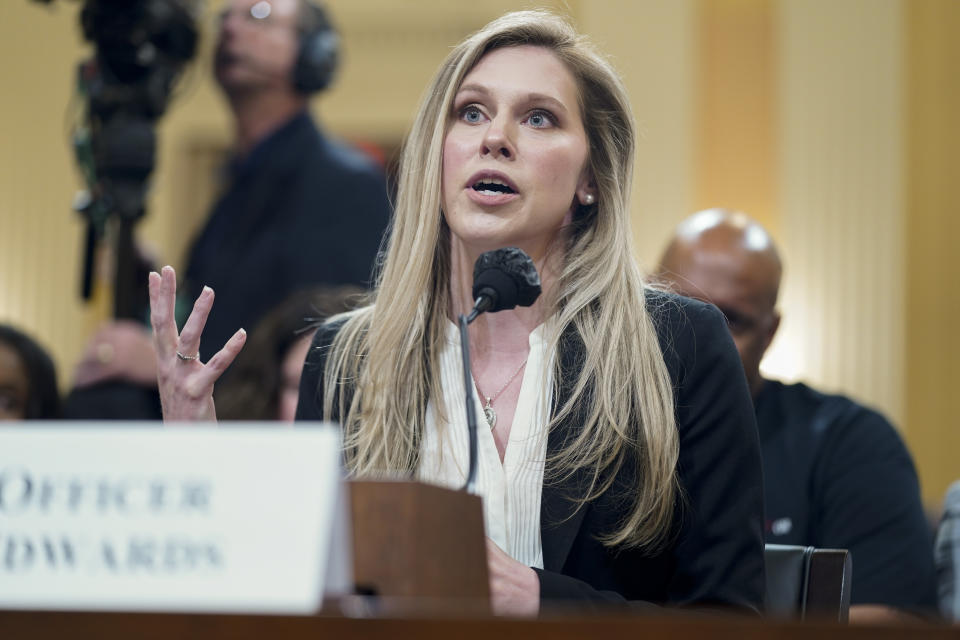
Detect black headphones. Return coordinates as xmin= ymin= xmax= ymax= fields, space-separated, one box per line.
xmin=292 ymin=0 xmax=339 ymax=95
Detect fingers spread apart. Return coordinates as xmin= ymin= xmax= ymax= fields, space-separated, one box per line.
xmin=183 ymin=328 xmax=247 ymax=396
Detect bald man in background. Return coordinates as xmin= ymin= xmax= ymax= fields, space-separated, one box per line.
xmin=656 ymin=209 xmax=937 ymax=622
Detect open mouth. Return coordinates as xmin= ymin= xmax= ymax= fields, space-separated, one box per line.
xmin=471 ymin=179 xmax=516 ymax=196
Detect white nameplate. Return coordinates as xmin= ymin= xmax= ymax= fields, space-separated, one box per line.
xmin=0 ymin=423 xmax=351 ymax=614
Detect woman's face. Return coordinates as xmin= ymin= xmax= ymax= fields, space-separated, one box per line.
xmin=441 ymin=45 xmax=593 ymax=259
xmin=0 ymin=342 xmax=29 ymax=420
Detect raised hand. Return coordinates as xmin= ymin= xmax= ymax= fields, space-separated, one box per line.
xmin=148 ymin=265 xmax=246 ymax=422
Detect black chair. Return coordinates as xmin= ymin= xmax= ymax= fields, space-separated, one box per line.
xmin=764 ymin=544 xmax=852 ymax=622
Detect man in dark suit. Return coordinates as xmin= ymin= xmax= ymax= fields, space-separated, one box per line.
xmin=68 ymin=0 xmax=390 ymax=414
xmin=183 ymin=0 xmax=390 ymax=353
xmin=655 ymin=209 xmax=937 ymax=622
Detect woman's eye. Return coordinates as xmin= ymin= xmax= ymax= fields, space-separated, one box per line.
xmin=526 ymin=110 xmax=555 ymax=128
xmin=461 ymin=106 xmax=484 ymax=124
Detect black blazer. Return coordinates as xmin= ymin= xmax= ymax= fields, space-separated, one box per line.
xmin=296 ymin=291 xmax=765 ymax=613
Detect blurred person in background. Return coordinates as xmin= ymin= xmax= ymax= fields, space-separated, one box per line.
xmin=0 ymin=324 xmax=61 ymax=420
xmin=66 ymin=0 xmax=391 ymax=418
xmin=935 ymin=481 xmax=960 ymax=622
xmin=656 ymin=209 xmax=937 ymax=622
xmin=184 ymin=0 xmax=390 ymax=352
xmin=215 ymin=286 xmax=361 ymax=421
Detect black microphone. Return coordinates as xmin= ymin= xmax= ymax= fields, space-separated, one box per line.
xmin=459 ymin=248 xmax=541 ymax=493
xmin=467 ymin=247 xmax=542 ymax=322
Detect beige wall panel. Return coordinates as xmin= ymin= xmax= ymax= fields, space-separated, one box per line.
xmin=770 ymin=0 xmax=904 ymax=428
xmin=0 ymin=3 xmax=92 ymax=387
xmin=580 ymin=0 xmax=696 ymax=271
xmin=905 ymin=0 xmax=960 ymax=504
xmin=694 ymin=0 xmax=777 ymax=233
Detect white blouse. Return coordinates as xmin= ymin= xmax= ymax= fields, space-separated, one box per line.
xmin=417 ymin=321 xmax=554 ymax=569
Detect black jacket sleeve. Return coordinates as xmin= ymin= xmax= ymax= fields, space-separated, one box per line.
xmin=659 ymin=295 xmax=766 ymax=611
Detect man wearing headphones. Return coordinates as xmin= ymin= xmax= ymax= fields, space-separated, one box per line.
xmin=68 ymin=0 xmax=390 ymax=414
xmin=186 ymin=0 xmax=391 ymax=353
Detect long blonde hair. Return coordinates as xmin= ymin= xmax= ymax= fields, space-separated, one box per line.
xmin=324 ymin=10 xmax=678 ymax=551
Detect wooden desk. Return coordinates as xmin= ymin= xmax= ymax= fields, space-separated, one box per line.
xmin=1 ymin=607 xmax=957 ymax=640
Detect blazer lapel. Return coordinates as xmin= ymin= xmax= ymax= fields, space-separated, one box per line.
xmin=540 ymin=324 xmax=593 ymax=573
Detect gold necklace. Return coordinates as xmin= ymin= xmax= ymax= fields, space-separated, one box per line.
xmin=474 ymin=358 xmax=529 ymax=430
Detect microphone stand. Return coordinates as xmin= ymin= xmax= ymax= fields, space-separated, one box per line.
xmin=458 ymin=312 xmax=480 ymax=494
xmin=459 ymin=293 xmax=492 ymax=494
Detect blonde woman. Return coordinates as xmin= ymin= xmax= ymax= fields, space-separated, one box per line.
xmin=150 ymin=10 xmax=764 ymax=615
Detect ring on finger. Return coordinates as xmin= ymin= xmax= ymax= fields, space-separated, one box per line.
xmin=176 ymin=350 xmax=200 ymax=362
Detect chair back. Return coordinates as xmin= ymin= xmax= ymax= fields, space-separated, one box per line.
xmin=764 ymin=544 xmax=852 ymax=622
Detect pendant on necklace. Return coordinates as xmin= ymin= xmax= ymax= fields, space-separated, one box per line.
xmin=483 ymin=397 xmax=497 ymax=429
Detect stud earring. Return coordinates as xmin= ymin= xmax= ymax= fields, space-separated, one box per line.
xmin=583 ymin=194 xmax=595 ymax=205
